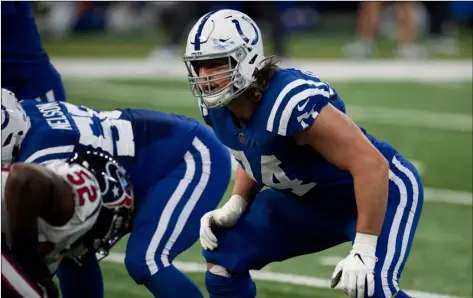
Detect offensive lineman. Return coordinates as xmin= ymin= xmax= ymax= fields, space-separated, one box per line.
xmin=182 ymin=9 xmax=424 ymax=298
xmin=1 ymin=149 xmax=135 ymax=298
xmin=1 ymin=88 xmax=232 ymax=298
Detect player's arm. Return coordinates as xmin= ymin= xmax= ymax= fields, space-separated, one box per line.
xmin=294 ymin=104 xmax=389 ymax=236
xmin=270 ymin=78 xmax=388 ymax=236
xmin=275 ymin=79 xmax=386 ymax=295
xmin=5 ymin=163 xmax=74 ymax=276
xmin=232 ymin=164 xmax=263 ymax=204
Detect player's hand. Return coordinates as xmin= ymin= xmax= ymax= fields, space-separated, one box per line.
xmin=38 ymin=277 xmax=59 ymax=298
xmin=200 ymin=195 xmax=248 ymax=251
xmin=330 ymin=233 xmax=378 ymax=298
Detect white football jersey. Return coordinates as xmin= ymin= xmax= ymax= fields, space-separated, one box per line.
xmin=1 ymin=161 xmax=102 ymax=273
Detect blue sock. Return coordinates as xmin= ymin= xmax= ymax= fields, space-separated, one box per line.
xmin=145 ymin=265 xmax=203 ymax=298
xmin=394 ymin=290 xmax=412 ymax=298
xmin=56 ymin=251 xmax=104 ymax=298
xmin=205 ymin=271 xmax=256 ymax=298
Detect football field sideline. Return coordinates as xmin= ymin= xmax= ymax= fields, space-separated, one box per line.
xmin=59 ymin=58 xmax=472 ymax=133
xmin=103 ymin=252 xmax=467 ymax=298
xmin=53 ymin=58 xmax=472 ymax=82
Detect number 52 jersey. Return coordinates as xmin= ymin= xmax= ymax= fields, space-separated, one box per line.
xmin=15 ymin=100 xmax=203 ymax=200
xmin=1 ymin=162 xmax=101 ymax=274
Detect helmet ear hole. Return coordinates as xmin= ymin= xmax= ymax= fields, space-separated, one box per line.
xmin=248 ymin=54 xmax=258 ymax=65
xmin=190 ymin=61 xmax=200 ymax=76
xmin=2 ymin=133 xmax=13 ymax=147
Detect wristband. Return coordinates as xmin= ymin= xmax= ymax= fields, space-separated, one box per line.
xmin=222 ymin=194 xmax=248 ymax=215
xmin=353 ymin=232 xmax=378 ymax=256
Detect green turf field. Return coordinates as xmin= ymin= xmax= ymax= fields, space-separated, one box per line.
xmin=61 ymin=78 xmax=472 ymax=298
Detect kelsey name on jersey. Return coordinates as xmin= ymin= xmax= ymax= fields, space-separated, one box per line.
xmin=37 ymin=102 xmax=73 ymax=131
xmin=28 ymin=100 xmax=135 ymax=159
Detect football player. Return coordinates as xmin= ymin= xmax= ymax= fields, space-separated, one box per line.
xmin=182 ymin=9 xmax=424 ymax=298
xmin=1 ymin=1 xmax=66 ymax=102
xmin=1 ymin=149 xmax=135 ymax=298
xmin=1 ymin=88 xmax=232 ymax=298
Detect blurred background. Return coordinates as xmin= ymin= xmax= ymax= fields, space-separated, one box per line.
xmin=5 ymin=2 xmax=473 ymax=298
xmin=33 ymin=1 xmax=473 ymax=60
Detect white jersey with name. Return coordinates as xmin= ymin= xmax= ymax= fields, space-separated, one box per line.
xmin=1 ymin=161 xmax=101 ymax=273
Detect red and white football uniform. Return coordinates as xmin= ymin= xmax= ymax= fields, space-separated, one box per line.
xmin=1 ymin=161 xmax=102 ymax=274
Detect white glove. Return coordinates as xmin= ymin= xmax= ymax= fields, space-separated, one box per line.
xmin=330 ymin=233 xmax=378 ymax=298
xmin=200 ymin=194 xmax=248 ymax=251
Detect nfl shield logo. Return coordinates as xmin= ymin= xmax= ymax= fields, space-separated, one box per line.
xmin=238 ymin=132 xmax=245 ymax=144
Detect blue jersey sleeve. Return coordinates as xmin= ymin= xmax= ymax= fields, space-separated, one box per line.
xmin=265 ymin=77 xmax=337 ymax=136
xmin=16 ymin=133 xmax=76 ymax=165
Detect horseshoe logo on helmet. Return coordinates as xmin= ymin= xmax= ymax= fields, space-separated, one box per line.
xmin=1 ymin=105 xmax=10 ymax=130
xmin=231 ymin=16 xmax=259 ymax=46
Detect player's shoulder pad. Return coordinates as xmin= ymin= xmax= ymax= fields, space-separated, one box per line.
xmin=264 ymin=68 xmax=337 ymax=137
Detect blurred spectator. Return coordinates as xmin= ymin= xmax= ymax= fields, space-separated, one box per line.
xmin=33 ymin=2 xmax=111 ymax=36
xmin=2 ymin=1 xmax=67 ymax=102
xmin=149 ymin=1 xmax=213 ymax=61
xmin=33 ymin=2 xmax=78 ymax=38
xmin=149 ymin=2 xmax=287 ymax=62
xmin=105 ymin=1 xmax=156 ymax=33
xmin=424 ymin=1 xmax=457 ymax=56
xmin=344 ymin=1 xmax=425 ymax=59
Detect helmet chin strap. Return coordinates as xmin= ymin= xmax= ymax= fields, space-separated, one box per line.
xmin=10 ymin=130 xmax=24 ymax=161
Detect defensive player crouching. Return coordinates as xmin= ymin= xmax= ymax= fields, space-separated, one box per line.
xmin=1 ymin=150 xmax=135 ymax=298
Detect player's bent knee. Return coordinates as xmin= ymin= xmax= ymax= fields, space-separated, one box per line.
xmin=205 ymin=267 xmax=256 ymax=298
xmin=124 ymin=255 xmax=152 ymax=284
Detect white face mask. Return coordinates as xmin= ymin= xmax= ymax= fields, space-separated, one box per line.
xmin=184 ymin=46 xmax=253 ymax=109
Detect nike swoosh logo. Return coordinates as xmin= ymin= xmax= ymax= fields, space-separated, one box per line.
xmin=354 ymin=253 xmax=365 ymax=264
xmin=297 ymin=100 xmax=310 ymax=111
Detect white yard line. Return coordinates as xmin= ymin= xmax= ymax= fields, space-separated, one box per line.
xmin=320 ymin=256 xmax=344 ymax=266
xmin=103 ymin=252 xmax=467 ymax=298
xmin=424 ymin=188 xmax=473 ymax=205
xmin=54 ymin=58 xmax=473 ymax=82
